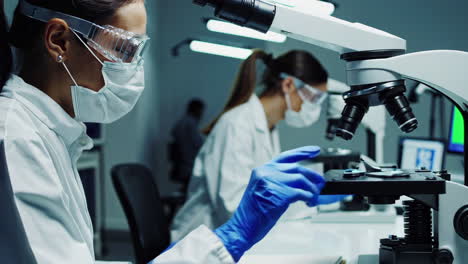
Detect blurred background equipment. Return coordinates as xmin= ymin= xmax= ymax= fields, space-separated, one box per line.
xmin=398 ymin=137 xmax=446 ymax=171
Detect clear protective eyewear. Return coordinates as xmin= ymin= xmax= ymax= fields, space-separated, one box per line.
xmin=19 ymin=0 xmax=150 ymax=63
xmin=280 ymin=73 xmax=327 ymax=105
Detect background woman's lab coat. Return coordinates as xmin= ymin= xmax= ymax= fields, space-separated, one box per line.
xmin=171 ymin=95 xmax=281 ymax=241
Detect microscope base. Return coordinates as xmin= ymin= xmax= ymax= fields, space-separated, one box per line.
xmin=358 ymin=253 xmax=433 ymax=264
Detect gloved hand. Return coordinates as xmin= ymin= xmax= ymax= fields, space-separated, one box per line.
xmin=214 ymin=146 xmax=347 ymax=262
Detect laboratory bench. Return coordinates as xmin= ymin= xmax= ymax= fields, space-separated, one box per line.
xmin=242 ymin=209 xmax=404 ymax=264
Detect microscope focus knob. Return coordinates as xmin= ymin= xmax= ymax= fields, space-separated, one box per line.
xmin=434 ymin=249 xmax=454 ymax=264
xmin=454 ymin=205 xmax=468 ymax=240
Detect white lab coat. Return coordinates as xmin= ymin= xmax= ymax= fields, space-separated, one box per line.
xmin=151 ymin=226 xmax=234 ymax=264
xmin=0 ymin=75 xmax=234 ymax=264
xmin=171 ymin=95 xmax=281 ymax=241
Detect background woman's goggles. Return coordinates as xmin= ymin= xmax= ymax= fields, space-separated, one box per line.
xmin=280 ymin=73 xmax=327 ymax=105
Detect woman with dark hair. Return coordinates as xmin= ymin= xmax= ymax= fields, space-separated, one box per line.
xmin=0 ymin=0 xmax=147 ymax=262
xmin=171 ymin=50 xmax=346 ymax=241
xmin=1 ymin=1 xmax=335 ymax=263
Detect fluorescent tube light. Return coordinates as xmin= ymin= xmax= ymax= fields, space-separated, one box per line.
xmin=207 ymin=19 xmax=287 ymax=43
xmin=189 ymin=40 xmax=253 ymax=60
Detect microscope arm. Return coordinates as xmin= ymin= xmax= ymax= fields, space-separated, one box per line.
xmin=346 ymin=50 xmax=468 ymax=110
xmin=269 ymin=2 xmax=406 ymax=54
xmin=194 ymin=0 xmax=406 ymax=54
xmin=347 ymin=50 xmax=468 ymax=185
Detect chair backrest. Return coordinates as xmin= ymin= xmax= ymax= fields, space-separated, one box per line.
xmin=112 ymin=164 xmax=170 ymax=264
xmin=0 ymin=141 xmax=37 ymax=263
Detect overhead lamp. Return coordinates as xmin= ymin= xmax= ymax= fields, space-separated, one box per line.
xmin=189 ymin=40 xmax=253 ymax=60
xmin=206 ymin=19 xmax=287 ymax=43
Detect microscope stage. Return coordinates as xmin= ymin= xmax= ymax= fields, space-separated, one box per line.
xmin=322 ymin=170 xmax=446 ymax=196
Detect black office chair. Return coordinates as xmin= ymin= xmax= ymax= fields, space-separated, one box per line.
xmin=112 ymin=164 xmax=171 ymax=264
xmin=0 ymin=141 xmax=37 ymax=263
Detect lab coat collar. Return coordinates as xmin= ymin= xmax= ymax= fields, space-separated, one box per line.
xmin=3 ymin=75 xmax=90 ymax=147
xmin=248 ymin=95 xmax=270 ymax=134
xmin=248 ymin=94 xmax=281 ymax=156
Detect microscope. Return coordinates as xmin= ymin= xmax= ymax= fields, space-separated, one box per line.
xmin=326 ymin=79 xmax=387 ymax=164
xmin=193 ymin=1 xmax=468 ymax=263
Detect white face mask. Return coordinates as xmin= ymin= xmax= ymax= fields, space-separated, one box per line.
xmin=284 ymin=93 xmax=321 ymax=128
xmin=61 ymin=31 xmax=145 ymax=124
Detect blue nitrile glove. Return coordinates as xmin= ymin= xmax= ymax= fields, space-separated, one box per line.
xmin=214 ymin=146 xmax=347 ymax=262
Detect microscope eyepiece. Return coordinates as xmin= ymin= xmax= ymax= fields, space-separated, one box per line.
xmin=335 ymin=99 xmax=369 ymax=141
xmin=335 ymin=80 xmax=418 ymax=140
xmin=380 ymin=87 xmax=418 ymax=133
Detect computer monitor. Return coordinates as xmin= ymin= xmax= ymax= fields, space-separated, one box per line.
xmin=448 ymin=106 xmax=464 ymax=154
xmin=398 ymin=137 xmax=446 ymax=171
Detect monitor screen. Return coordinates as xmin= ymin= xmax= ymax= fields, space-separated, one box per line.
xmin=399 ymin=138 xmax=445 ymax=171
xmin=448 ymin=107 xmax=464 ymax=154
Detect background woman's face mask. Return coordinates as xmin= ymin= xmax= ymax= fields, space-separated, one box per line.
xmin=284 ymin=93 xmax=322 ymax=128
xmin=281 ymin=73 xmax=326 ymax=128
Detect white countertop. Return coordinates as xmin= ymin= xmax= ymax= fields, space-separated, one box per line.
xmin=243 ymin=212 xmax=404 ymax=264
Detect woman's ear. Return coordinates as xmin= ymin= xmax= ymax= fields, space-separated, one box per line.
xmin=281 ymin=77 xmax=296 ymax=94
xmin=43 ymin=18 xmax=73 ymax=62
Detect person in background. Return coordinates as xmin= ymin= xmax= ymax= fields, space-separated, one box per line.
xmin=171 ymin=49 xmax=347 ymax=241
xmin=0 ymin=1 xmax=337 ymax=263
xmin=169 ymin=98 xmax=205 ymax=194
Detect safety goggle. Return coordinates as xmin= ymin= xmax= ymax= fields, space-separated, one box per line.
xmin=19 ymin=0 xmax=150 ymax=64
xmin=280 ymin=73 xmax=327 ymax=105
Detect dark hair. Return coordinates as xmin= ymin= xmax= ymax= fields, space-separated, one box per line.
xmin=187 ymin=98 xmax=205 ymax=115
xmin=0 ymin=0 xmax=141 ymax=89
xmin=0 ymin=0 xmax=12 ymax=90
xmin=203 ymin=49 xmax=328 ymax=134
